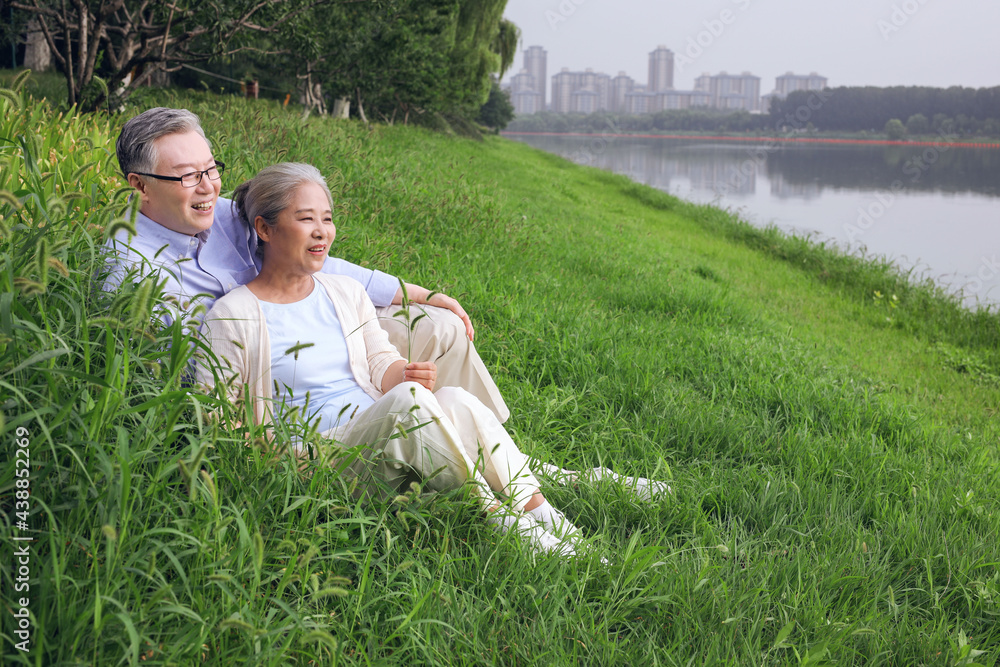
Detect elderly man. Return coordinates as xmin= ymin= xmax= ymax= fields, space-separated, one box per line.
xmin=103 ymin=107 xmax=509 ymax=422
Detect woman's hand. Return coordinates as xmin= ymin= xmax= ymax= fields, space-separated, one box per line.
xmin=382 ymin=359 xmax=438 ymax=393
xmin=402 ymin=361 xmax=437 ymax=392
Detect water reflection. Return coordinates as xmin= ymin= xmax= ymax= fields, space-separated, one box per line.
xmin=518 ymin=135 xmax=999 ymax=199
xmin=504 ymin=133 xmax=1000 ymax=308
xmin=766 ymin=144 xmax=999 ymax=196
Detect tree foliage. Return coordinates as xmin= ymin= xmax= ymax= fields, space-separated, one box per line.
xmin=312 ymin=0 xmax=455 ymax=124
xmin=476 ymin=77 xmax=514 ymax=131
xmin=884 ymin=118 xmax=906 ymax=140
xmin=290 ymin=0 xmax=516 ymax=124
xmin=492 ymin=18 xmax=520 ymax=80
xmin=8 ymin=0 xmax=344 ymax=110
xmin=446 ymin=0 xmax=508 ymax=112
xmin=769 ymin=85 xmax=1000 ymax=135
xmin=7 ymin=0 xmax=521 ymax=126
xmin=905 ymin=113 xmax=929 ymax=135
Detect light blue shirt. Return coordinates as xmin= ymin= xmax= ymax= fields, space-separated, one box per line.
xmin=259 ymin=278 xmax=374 ymax=433
xmin=102 ymin=197 xmax=399 ymax=325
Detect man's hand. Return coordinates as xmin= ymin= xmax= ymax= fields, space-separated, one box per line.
xmin=426 ymin=292 xmax=475 ymax=342
xmin=393 ymin=283 xmax=475 ymax=341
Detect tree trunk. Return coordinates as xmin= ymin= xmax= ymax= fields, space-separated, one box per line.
xmin=356 ymin=87 xmax=368 ymax=125
xmin=23 ymin=18 xmax=52 ymax=72
xmin=147 ymin=67 xmax=171 ymax=88
xmin=298 ymin=67 xmax=326 ymax=116
xmin=311 ymin=82 xmax=326 ymax=115
xmin=331 ymin=97 xmax=350 ymax=119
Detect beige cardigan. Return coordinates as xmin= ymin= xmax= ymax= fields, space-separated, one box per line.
xmin=196 ymin=273 xmax=405 ymax=426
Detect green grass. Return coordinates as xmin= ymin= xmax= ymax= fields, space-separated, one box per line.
xmin=2 ymin=77 xmax=999 ymax=665
xmin=0 ymin=68 xmax=68 ymax=106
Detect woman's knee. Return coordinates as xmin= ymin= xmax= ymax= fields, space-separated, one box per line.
xmin=435 ymin=385 xmax=470 ymax=404
xmin=413 ymin=308 xmax=467 ymax=358
xmin=436 ymin=386 xmax=491 ymax=418
xmin=382 ymin=381 xmax=437 ymax=410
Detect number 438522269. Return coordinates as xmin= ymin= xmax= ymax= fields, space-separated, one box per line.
xmin=14 ymin=426 xmax=30 ymax=524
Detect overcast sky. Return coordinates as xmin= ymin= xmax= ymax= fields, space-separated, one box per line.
xmin=501 ymin=0 xmax=1000 ymax=92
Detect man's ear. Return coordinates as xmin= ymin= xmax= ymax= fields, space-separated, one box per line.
xmin=127 ymin=173 xmax=149 ymax=199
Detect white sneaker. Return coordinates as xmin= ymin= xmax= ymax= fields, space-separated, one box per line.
xmin=536 ymin=505 xmax=581 ymax=540
xmin=519 ymin=518 xmax=577 ymax=558
xmin=493 ymin=510 xmax=576 ymax=557
xmin=592 ymin=467 xmax=672 ymax=500
xmin=529 ymin=460 xmax=578 ymax=485
xmin=528 ymin=459 xmax=672 ymax=501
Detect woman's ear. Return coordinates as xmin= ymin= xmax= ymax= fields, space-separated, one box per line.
xmin=254 ymin=216 xmax=271 ymax=243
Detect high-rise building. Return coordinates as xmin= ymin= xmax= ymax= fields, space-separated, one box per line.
xmin=763 ymin=72 xmax=827 ymax=112
xmin=578 ymin=68 xmax=611 ymax=112
xmin=523 ymin=46 xmax=548 ymax=110
xmin=657 ymin=90 xmax=711 ymax=110
xmin=648 ymin=45 xmax=675 ymax=92
xmin=610 ymin=72 xmax=635 ymax=114
xmin=774 ymin=72 xmax=827 ymax=98
xmin=625 ymin=85 xmax=653 ymax=115
xmin=510 ymin=69 xmax=542 ymax=115
xmin=690 ymin=90 xmax=712 ymax=108
xmin=551 ymin=68 xmax=578 ymax=113
xmin=695 ymin=71 xmax=761 ymax=112
xmin=551 ymin=68 xmax=612 ymax=113
xmin=571 ymin=89 xmax=600 ymax=115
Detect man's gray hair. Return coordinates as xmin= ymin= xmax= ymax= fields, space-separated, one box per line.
xmin=232 ymin=163 xmax=334 ymax=253
xmin=116 ymin=107 xmax=210 ymax=177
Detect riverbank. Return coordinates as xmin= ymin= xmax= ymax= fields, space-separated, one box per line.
xmin=503 ymin=129 xmax=1000 ymax=149
xmin=3 ymin=85 xmax=999 ymax=664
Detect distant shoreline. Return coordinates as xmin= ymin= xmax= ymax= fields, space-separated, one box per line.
xmin=501 ymin=131 xmax=1000 ymax=149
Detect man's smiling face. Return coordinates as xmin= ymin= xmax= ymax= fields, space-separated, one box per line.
xmin=129 ymin=130 xmax=221 ymax=236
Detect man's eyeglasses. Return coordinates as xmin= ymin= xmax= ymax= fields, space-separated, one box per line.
xmin=132 ymin=161 xmax=226 ymax=188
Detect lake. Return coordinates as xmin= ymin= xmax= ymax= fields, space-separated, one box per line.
xmin=503 ymin=133 xmax=1000 ymax=309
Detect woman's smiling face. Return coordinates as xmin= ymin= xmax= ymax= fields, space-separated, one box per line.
xmin=256 ymin=181 xmax=335 ymax=277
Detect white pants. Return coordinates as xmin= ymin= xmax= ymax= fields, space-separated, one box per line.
xmin=322 ymin=383 xmax=538 ymax=510
xmin=376 ymin=304 xmax=510 ymax=424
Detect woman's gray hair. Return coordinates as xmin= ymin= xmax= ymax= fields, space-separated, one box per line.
xmin=232 ymin=163 xmax=333 ymax=253
xmin=116 ymin=108 xmax=210 ymax=177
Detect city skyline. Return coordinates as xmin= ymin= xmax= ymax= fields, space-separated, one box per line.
xmin=507 ymin=45 xmax=818 ymax=116
xmin=500 ymin=0 xmax=1000 ymax=92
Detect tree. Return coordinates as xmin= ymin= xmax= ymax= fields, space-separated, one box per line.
xmin=304 ymin=0 xmax=518 ymax=125
xmin=884 ymin=118 xmax=906 ymax=140
xmin=476 ymin=78 xmax=513 ymax=131
xmin=443 ymin=0 xmax=511 ymax=113
xmin=769 ymin=85 xmax=1000 ymax=134
xmin=311 ymin=0 xmax=456 ymax=124
xmin=9 ymin=0 xmax=343 ymax=111
xmin=906 ymin=113 xmax=929 ymax=136
xmin=491 ymin=18 xmax=519 ymax=79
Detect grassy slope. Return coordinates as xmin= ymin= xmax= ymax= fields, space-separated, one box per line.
xmin=388 ymin=128 xmax=999 ymax=431
xmin=2 ymin=87 xmax=999 ymax=665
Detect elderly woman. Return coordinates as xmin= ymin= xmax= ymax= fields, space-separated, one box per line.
xmin=196 ymin=163 xmax=583 ymax=556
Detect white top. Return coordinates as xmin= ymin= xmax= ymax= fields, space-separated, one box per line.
xmin=258 ymin=278 xmax=374 ymax=433
xmin=196 ymin=273 xmax=404 ymax=431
